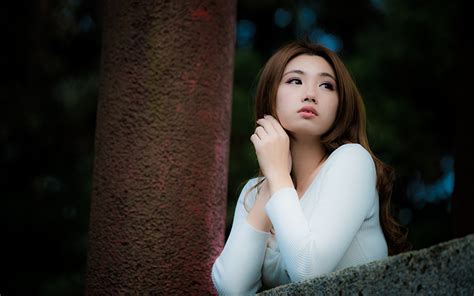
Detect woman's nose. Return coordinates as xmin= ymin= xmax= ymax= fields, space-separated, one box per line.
xmin=303 ymin=91 xmax=317 ymax=103
xmin=303 ymin=88 xmax=317 ymax=103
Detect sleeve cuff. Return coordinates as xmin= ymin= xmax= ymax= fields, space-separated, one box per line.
xmin=264 ymin=187 xmax=299 ymax=218
xmin=264 ymin=187 xmax=309 ymax=243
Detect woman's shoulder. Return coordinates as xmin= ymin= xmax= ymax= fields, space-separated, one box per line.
xmin=236 ymin=177 xmax=262 ymax=200
xmin=330 ymin=143 xmax=371 ymax=159
xmin=243 ymin=176 xmax=262 ymax=189
xmin=321 ymin=143 xmax=377 ymax=192
xmin=327 ymin=143 xmax=375 ymax=169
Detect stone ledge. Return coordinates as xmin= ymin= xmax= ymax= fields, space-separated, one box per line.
xmin=258 ymin=234 xmax=474 ymax=295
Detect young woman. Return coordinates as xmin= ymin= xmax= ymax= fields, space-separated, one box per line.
xmin=211 ymin=40 xmax=409 ymax=295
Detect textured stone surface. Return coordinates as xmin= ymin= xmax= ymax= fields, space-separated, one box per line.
xmin=258 ymin=234 xmax=474 ymax=295
xmin=86 ymin=1 xmax=236 ymax=295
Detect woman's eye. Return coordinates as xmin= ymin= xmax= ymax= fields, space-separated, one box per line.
xmin=320 ymin=82 xmax=335 ymax=90
xmin=287 ymin=78 xmax=302 ymax=85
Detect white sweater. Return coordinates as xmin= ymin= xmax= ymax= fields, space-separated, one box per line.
xmin=211 ymin=144 xmax=388 ymax=295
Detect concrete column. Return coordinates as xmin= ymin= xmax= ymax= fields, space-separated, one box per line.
xmin=86 ymin=1 xmax=236 ymax=294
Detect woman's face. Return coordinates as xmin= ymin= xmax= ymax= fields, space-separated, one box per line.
xmin=275 ymin=54 xmax=339 ymax=139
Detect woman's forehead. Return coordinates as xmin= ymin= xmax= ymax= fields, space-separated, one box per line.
xmin=284 ymin=54 xmax=335 ymax=76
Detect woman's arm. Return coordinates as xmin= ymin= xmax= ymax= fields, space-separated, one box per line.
xmin=211 ymin=178 xmax=272 ymax=295
xmin=264 ymin=144 xmax=377 ymax=282
xmin=246 ymin=179 xmax=272 ymax=232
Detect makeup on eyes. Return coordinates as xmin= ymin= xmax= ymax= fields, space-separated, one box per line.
xmin=285 ymin=78 xmax=335 ymax=90
xmin=282 ymin=69 xmax=336 ymax=81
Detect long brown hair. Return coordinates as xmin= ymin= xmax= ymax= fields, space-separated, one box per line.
xmin=242 ymin=40 xmax=411 ymax=256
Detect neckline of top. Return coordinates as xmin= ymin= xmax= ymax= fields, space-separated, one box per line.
xmin=299 ymin=143 xmax=359 ymax=202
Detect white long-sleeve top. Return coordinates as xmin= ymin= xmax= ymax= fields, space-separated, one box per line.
xmin=211 ymin=143 xmax=388 ymax=295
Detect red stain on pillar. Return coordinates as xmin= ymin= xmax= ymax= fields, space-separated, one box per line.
xmin=181 ymin=72 xmax=198 ymax=94
xmin=214 ymin=139 xmax=227 ymax=165
xmin=191 ymin=8 xmax=211 ymax=21
xmin=197 ymin=109 xmax=212 ymax=122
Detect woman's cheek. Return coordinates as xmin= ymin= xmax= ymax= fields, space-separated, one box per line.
xmin=276 ymin=113 xmax=289 ymax=130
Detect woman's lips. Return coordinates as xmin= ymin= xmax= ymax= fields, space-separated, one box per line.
xmin=299 ymin=111 xmax=316 ymax=118
xmin=298 ymin=106 xmax=318 ymax=115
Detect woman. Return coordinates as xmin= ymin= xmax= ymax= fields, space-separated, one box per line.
xmin=211 ymin=40 xmax=409 ymax=295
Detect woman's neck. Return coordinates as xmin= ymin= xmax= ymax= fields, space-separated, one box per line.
xmin=290 ymin=136 xmax=327 ymax=190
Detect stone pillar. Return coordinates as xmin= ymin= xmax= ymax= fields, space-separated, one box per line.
xmin=85 ymin=1 xmax=236 ymax=294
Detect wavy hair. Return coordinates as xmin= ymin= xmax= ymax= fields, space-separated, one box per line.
xmin=242 ymin=40 xmax=411 ymax=256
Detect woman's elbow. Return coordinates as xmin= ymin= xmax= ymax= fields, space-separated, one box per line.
xmin=211 ymin=261 xmax=249 ymax=295
xmin=211 ymin=261 xmax=259 ymax=295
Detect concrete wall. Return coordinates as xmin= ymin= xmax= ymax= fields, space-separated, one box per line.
xmin=258 ymin=234 xmax=474 ymax=295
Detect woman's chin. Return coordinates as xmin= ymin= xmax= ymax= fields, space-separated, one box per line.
xmin=290 ymin=131 xmax=322 ymax=141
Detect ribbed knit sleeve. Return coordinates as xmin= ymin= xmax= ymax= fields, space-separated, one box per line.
xmin=211 ymin=178 xmax=271 ymax=295
xmin=264 ymin=144 xmax=377 ymax=283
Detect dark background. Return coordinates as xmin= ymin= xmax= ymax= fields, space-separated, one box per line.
xmin=1 ymin=0 xmax=471 ymax=294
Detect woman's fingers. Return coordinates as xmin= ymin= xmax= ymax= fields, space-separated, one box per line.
xmin=250 ymin=114 xmax=291 ymax=178
xmin=254 ymin=126 xmax=266 ymax=140
xmin=263 ymin=115 xmax=287 ymax=136
xmin=250 ymin=133 xmax=259 ymax=146
xmin=256 ymin=117 xmax=277 ymax=136
xmin=252 ymin=114 xmax=287 ymax=145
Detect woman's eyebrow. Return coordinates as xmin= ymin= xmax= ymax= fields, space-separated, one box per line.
xmin=283 ymin=69 xmax=336 ymax=81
